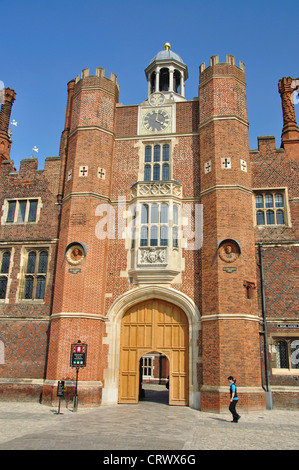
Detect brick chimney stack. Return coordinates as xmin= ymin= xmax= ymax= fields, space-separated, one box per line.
xmin=278 ymin=77 xmax=299 ymax=158
xmin=0 ymin=87 xmax=16 ymax=162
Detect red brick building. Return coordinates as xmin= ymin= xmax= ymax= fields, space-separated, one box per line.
xmin=0 ymin=44 xmax=298 ymax=411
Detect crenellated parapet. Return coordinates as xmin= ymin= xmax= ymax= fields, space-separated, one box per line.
xmin=0 ymin=156 xmax=61 ymax=185
xmin=199 ymin=54 xmax=245 ymax=85
xmin=198 ymin=54 xmax=248 ymax=126
xmin=73 ymin=67 xmax=119 ymax=93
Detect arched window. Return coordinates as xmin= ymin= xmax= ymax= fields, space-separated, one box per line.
xmin=0 ymin=251 xmax=11 ymax=300
xmin=141 ymin=204 xmax=149 ymax=224
xmin=153 ymin=164 xmax=160 ymax=181
xmin=256 ymin=210 xmax=265 ymax=225
xmin=266 ymin=210 xmax=275 ymax=225
xmin=154 ymin=145 xmax=160 ymax=162
xmin=173 ymin=204 xmax=179 ymax=248
xmin=151 ymin=204 xmax=159 ymax=224
xmin=36 ymin=276 xmax=46 ymax=300
xmin=150 ymin=72 xmax=156 ymax=94
xmin=1 ymin=252 xmax=10 ymax=274
xmin=160 ymin=204 xmax=168 ymax=223
xmin=174 ymin=70 xmax=181 ymax=93
xmin=25 ymin=275 xmax=34 ymax=299
xmin=140 ymin=226 xmax=148 ymax=246
xmin=160 ymin=226 xmax=168 ymax=246
xmin=255 ymin=195 xmax=263 ymax=208
xmin=0 ymin=277 xmax=8 ymax=299
xmin=276 ymin=210 xmax=284 ymax=225
xmin=162 ymin=163 xmax=169 ymax=181
xmin=143 ymin=143 xmax=171 ymax=182
xmin=254 ymin=191 xmax=287 ymax=226
xmin=144 ymin=165 xmax=151 ymax=181
xmin=27 ymin=251 xmax=36 ymax=273
xmin=150 ymin=225 xmax=158 ymax=246
xmin=138 ymin=203 xmax=179 ymax=248
xmin=23 ymin=249 xmax=48 ymax=300
xmin=275 ymin=194 xmax=283 ymax=208
xmin=162 ymin=144 xmax=169 ymax=161
xmin=172 ymin=227 xmax=178 ymax=248
xmin=265 ymin=194 xmax=273 ymax=208
xmin=38 ymin=251 xmax=48 ymax=273
xmin=145 ymin=146 xmax=152 ymax=162
xmin=159 ymin=68 xmax=169 ymax=91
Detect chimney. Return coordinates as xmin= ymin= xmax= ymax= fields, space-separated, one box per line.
xmin=278 ymin=77 xmax=299 ymax=157
xmin=0 ymin=87 xmax=16 ymax=162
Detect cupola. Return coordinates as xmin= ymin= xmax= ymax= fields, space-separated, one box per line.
xmin=145 ymin=43 xmax=188 ymax=102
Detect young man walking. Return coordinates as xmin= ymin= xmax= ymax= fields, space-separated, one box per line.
xmin=228 ymin=376 xmax=241 ymax=423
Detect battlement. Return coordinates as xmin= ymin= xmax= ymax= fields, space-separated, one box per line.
xmin=74 ymin=67 xmax=119 ymax=89
xmin=0 ymin=156 xmax=61 ymax=178
xmin=199 ymin=55 xmax=245 ymax=85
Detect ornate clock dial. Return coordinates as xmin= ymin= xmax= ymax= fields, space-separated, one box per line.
xmin=149 ymin=93 xmax=165 ymax=106
xmin=143 ymin=109 xmax=170 ymax=132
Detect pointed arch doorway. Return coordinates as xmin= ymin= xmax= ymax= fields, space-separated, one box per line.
xmin=118 ymin=299 xmax=189 ymax=405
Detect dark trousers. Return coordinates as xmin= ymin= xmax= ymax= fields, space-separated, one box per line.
xmin=229 ymin=400 xmax=240 ymax=421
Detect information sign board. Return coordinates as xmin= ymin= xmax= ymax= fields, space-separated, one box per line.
xmin=57 ymin=380 xmax=65 ymax=397
xmin=70 ymin=342 xmax=87 ymax=367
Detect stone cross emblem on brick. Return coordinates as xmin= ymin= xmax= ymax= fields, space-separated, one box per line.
xmin=221 ymin=157 xmax=231 ymax=169
xmin=98 ymin=168 xmax=106 ymax=179
xmin=79 ymin=166 xmax=88 ymax=177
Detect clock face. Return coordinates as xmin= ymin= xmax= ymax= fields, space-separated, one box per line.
xmin=149 ymin=93 xmax=165 ymax=106
xmin=143 ymin=109 xmax=170 ymax=132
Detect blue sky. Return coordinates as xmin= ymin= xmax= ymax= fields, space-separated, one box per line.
xmin=1 ymin=0 xmax=298 ymax=169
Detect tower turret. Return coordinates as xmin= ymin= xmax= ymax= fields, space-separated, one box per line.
xmin=43 ymin=67 xmax=119 ymax=405
xmin=198 ymin=55 xmax=265 ymax=412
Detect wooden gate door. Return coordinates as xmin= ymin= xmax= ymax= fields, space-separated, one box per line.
xmin=119 ymin=299 xmax=188 ymax=405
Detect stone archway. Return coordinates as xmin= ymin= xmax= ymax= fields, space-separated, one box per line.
xmin=101 ymin=286 xmax=201 ymax=409
xmin=118 ymin=299 xmax=188 ymax=405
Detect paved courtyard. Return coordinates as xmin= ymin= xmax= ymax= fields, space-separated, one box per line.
xmin=0 ymin=385 xmax=298 ymax=451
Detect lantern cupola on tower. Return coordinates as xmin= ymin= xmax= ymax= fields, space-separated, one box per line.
xmin=145 ymin=43 xmax=188 ymax=102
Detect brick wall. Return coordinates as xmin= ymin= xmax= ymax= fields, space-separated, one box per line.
xmin=0 ymin=156 xmax=61 ymax=398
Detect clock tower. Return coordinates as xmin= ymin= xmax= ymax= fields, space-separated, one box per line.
xmin=138 ymin=43 xmax=188 ymax=136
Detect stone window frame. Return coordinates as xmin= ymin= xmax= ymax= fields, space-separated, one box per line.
xmin=252 ymin=188 xmax=290 ymax=227
xmin=270 ymin=333 xmax=299 ymax=375
xmin=18 ymin=246 xmax=49 ymax=303
xmin=0 ymin=248 xmax=12 ymax=302
xmin=133 ymin=201 xmax=180 ymax=250
xmin=143 ymin=141 xmax=171 ymax=182
xmin=2 ymin=197 xmax=42 ymax=225
xmin=141 ymin=354 xmax=154 ymax=379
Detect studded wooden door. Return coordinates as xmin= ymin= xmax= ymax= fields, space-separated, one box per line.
xmin=118 ymin=299 xmax=189 ymax=405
